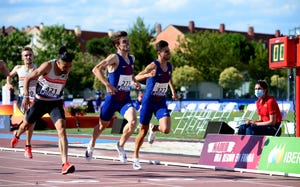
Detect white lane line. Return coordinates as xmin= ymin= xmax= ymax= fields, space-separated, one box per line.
xmin=1 ymin=147 xmax=300 ymax=178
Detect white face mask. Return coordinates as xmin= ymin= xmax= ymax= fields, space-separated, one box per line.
xmin=255 ymin=90 xmax=264 ymax=98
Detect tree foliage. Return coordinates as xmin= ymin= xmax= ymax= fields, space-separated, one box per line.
xmin=246 ymin=40 xmax=287 ymax=96
xmin=270 ymin=74 xmax=286 ymax=90
xmin=1 ymin=22 xmax=290 ymax=99
xmin=0 ymin=29 xmax=30 ymax=85
xmin=31 ymin=25 xmax=95 ymax=97
xmin=86 ymin=36 xmax=115 ymax=93
xmin=128 ymin=17 xmax=157 ymax=74
xmin=270 ymin=74 xmax=287 ymax=99
xmin=172 ymin=31 xmax=249 ymax=82
xmin=170 ymin=30 xmax=290 ymax=98
xmin=86 ymin=37 xmax=115 ymax=58
xmin=34 ymin=24 xmax=80 ymax=65
xmin=66 ymin=53 xmax=97 ymax=97
xmin=172 ymin=65 xmax=203 ymax=90
xmin=0 ymin=29 xmax=30 ymax=83
xmin=247 ymin=40 xmax=273 ymax=81
xmin=219 ymin=67 xmax=244 ymax=89
xmin=219 ymin=67 xmax=244 ymax=98
xmin=93 ymin=75 xmax=106 ymax=92
xmin=0 ymin=29 xmax=31 ymax=63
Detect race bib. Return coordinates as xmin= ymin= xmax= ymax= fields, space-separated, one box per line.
xmin=38 ymin=82 xmax=64 ymax=98
xmin=152 ymin=82 xmax=168 ymax=96
xmin=28 ymin=85 xmax=36 ymax=97
xmin=117 ymin=75 xmax=132 ymax=91
xmin=19 ymin=83 xmax=36 ymax=98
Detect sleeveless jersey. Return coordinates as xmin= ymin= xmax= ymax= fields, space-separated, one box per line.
xmin=257 ymin=95 xmax=282 ymax=123
xmin=107 ymin=53 xmax=134 ymax=101
xmin=36 ymin=60 xmax=68 ymax=100
xmin=144 ymin=60 xmax=172 ymax=102
xmin=17 ymin=64 xmax=37 ymax=98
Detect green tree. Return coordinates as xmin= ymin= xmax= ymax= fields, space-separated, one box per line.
xmin=247 ymin=40 xmax=273 ymax=81
xmin=247 ymin=40 xmax=287 ymax=96
xmin=219 ymin=67 xmax=244 ymax=98
xmin=34 ymin=24 xmax=80 ymax=65
xmin=271 ymin=74 xmax=287 ymax=99
xmin=172 ymin=65 xmax=202 ymax=90
xmin=86 ymin=36 xmax=114 ymax=93
xmin=67 ymin=53 xmax=97 ymax=97
xmin=173 ymin=31 xmax=250 ymax=81
xmin=270 ymin=74 xmax=286 ymax=90
xmin=0 ymin=29 xmax=30 ymax=83
xmin=247 ymin=40 xmax=286 ymax=80
xmin=31 ymin=24 xmax=95 ymax=97
xmin=128 ymin=17 xmax=156 ymax=74
xmin=86 ymin=37 xmax=115 ymax=58
xmin=93 ymin=76 xmax=106 ymax=92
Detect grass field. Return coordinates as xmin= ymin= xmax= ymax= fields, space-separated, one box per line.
xmin=36 ymin=110 xmax=297 ymax=140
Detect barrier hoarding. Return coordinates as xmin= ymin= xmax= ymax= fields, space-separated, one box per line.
xmin=258 ymin=137 xmax=300 ymax=174
xmin=199 ymin=134 xmax=265 ymax=169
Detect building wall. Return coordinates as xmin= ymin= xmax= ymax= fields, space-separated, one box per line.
xmin=198 ymin=82 xmax=223 ymax=99
xmin=26 ymin=27 xmax=44 ymax=52
xmin=155 ymin=25 xmax=184 ymax=51
xmin=186 ymin=82 xmax=223 ymax=99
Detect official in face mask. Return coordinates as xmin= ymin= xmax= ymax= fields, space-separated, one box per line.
xmin=238 ymin=80 xmax=282 ymax=136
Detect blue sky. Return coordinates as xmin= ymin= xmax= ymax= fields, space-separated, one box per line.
xmin=1 ymin=0 xmax=299 ymax=35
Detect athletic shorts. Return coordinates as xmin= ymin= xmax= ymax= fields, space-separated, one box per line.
xmin=139 ymin=101 xmax=170 ymax=126
xmin=17 ymin=96 xmax=25 ymax=114
xmin=100 ymin=97 xmax=134 ymax=121
xmin=17 ymin=96 xmax=34 ymax=114
xmin=26 ymin=98 xmax=65 ymax=125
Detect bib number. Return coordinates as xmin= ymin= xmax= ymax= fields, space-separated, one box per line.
xmin=39 ymin=83 xmax=63 ymax=98
xmin=117 ymin=75 xmax=132 ymax=91
xmin=152 ymin=83 xmax=168 ymax=96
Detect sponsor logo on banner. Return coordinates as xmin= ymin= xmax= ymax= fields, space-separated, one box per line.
xmin=199 ymin=134 xmax=265 ymax=169
xmin=258 ymin=137 xmax=300 ymax=174
xmin=267 ymin=144 xmax=285 ymax=164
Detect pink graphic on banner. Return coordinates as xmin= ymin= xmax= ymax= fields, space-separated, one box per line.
xmin=199 ymin=134 xmax=266 ymax=169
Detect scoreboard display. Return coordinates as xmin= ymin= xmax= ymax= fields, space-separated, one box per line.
xmin=269 ymin=36 xmax=296 ymax=69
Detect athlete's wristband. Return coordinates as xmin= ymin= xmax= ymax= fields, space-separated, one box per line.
xmin=23 ymin=95 xmax=30 ymax=98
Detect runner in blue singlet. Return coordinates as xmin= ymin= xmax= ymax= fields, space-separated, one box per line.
xmin=132 ymin=40 xmax=178 ymax=170
xmin=85 ymin=31 xmax=141 ymax=163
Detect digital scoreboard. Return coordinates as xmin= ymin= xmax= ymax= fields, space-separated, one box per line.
xmin=269 ymin=36 xmax=296 ymax=69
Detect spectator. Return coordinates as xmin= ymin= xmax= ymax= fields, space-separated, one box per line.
xmin=95 ymin=91 xmax=102 ymax=112
xmin=238 ymin=80 xmax=282 ymax=136
xmin=86 ymin=98 xmax=95 ymax=113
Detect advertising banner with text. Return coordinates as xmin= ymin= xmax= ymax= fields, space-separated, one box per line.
xmin=199 ymin=134 xmax=266 ymax=169
xmin=258 ymin=137 xmax=300 ymax=174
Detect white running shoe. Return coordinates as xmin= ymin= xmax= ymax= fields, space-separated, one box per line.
xmin=85 ymin=146 xmax=94 ymax=161
xmin=148 ymin=123 xmax=156 ymax=144
xmin=116 ymin=142 xmax=127 ymax=163
xmin=133 ymin=158 xmax=142 ymax=170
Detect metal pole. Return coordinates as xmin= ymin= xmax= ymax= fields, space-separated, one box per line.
xmin=287 ymin=69 xmax=290 ymax=101
xmin=296 ymin=67 xmax=300 ymax=137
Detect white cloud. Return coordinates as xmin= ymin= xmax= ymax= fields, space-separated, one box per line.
xmin=1 ymin=0 xmax=299 ymax=34
xmin=153 ymin=0 xmax=188 ymax=11
xmin=226 ymin=0 xmax=245 ymax=5
xmin=6 ymin=12 xmax=30 ymax=24
xmin=8 ymin=0 xmax=22 ymax=3
xmin=8 ymin=0 xmax=65 ymax=4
